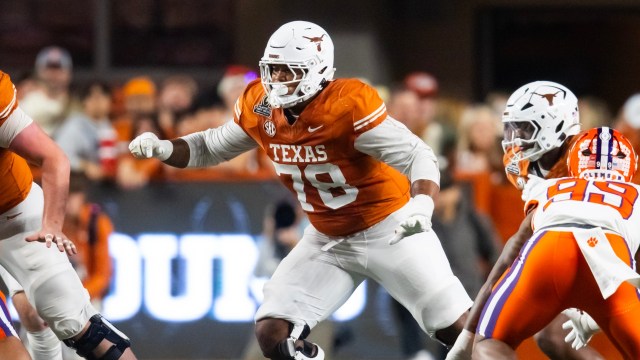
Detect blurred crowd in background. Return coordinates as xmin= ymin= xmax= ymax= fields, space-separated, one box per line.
xmin=15 ymin=44 xmax=640 ymax=245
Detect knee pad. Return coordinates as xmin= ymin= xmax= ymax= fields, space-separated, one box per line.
xmin=63 ymin=314 xmax=131 ymax=360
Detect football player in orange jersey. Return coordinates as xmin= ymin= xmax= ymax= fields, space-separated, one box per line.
xmin=472 ymin=127 xmax=640 ymax=359
xmin=130 ymin=20 xmax=473 ymax=360
xmin=446 ymin=81 xmax=611 ymax=360
xmin=0 ymin=71 xmax=137 ymax=359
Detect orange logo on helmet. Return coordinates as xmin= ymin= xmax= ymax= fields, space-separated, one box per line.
xmin=303 ymin=34 xmax=325 ymax=51
xmin=535 ymin=91 xmax=561 ymax=106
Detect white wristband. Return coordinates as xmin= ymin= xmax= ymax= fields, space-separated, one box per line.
xmin=157 ymin=140 xmax=173 ymax=161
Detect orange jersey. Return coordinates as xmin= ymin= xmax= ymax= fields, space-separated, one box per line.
xmin=0 ymin=71 xmax=32 ymax=215
xmin=234 ymin=79 xmax=410 ymax=236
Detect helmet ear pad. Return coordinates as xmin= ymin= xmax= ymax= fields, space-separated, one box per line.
xmin=259 ymin=21 xmax=335 ymax=109
xmin=501 ymin=81 xmax=580 ymax=162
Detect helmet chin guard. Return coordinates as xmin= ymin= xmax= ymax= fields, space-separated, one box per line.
xmin=259 ymin=21 xmax=335 ymax=108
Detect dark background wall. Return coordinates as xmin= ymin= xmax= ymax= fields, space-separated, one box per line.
xmin=3 ymin=0 xmax=640 ymax=111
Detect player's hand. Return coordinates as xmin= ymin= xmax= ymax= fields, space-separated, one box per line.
xmin=445 ymin=329 xmax=474 ymax=360
xmin=561 ymin=308 xmax=600 ymax=350
xmin=26 ymin=230 xmax=77 ymax=255
xmin=129 ymin=132 xmax=172 ymax=161
xmin=521 ymin=174 xmax=544 ymax=201
xmin=389 ymin=195 xmax=434 ymax=245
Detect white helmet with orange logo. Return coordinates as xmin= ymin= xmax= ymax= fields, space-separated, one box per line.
xmin=259 ymin=21 xmax=335 ymax=108
xmin=502 ymin=81 xmax=580 ymax=162
xmin=568 ymin=127 xmax=637 ymax=182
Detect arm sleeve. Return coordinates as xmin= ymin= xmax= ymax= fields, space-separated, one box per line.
xmin=181 ymin=120 xmax=258 ymax=168
xmin=0 ymin=107 xmax=33 ymax=148
xmin=354 ymin=116 xmax=440 ymax=185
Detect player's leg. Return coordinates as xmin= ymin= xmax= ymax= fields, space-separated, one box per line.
xmin=365 ymin=207 xmax=471 ymax=346
xmin=0 ymin=291 xmax=30 ymax=360
xmin=12 ymin=291 xmax=62 ymax=360
xmin=474 ymin=231 xmax=574 ymax=357
xmin=0 ymin=184 xmax=137 ymax=360
xmin=0 ymin=265 xmax=63 ymax=360
xmin=254 ymin=226 xmax=364 ymax=359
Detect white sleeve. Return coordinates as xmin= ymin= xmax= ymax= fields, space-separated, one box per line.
xmin=180 ymin=120 xmax=258 ymax=168
xmin=354 ymin=116 xmax=440 ymax=185
xmin=0 ymin=107 xmax=33 ymax=148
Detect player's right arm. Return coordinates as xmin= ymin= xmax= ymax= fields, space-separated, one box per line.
xmin=130 ymin=87 xmax=258 ymax=168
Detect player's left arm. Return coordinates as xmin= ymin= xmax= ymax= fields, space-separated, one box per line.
xmin=7 ymin=109 xmax=74 ymax=253
xmin=355 ymin=116 xmax=440 ymax=243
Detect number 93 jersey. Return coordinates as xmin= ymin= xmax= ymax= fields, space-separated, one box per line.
xmin=524 ymin=177 xmax=640 ymax=254
xmin=234 ymin=78 xmax=410 ymax=236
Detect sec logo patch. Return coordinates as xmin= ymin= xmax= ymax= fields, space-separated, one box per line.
xmin=263 ymin=120 xmax=276 ymax=137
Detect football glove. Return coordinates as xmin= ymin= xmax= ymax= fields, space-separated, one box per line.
xmin=561 ymin=308 xmax=600 ymax=350
xmin=129 ymin=132 xmax=173 ymax=161
xmin=389 ymin=194 xmax=434 ymax=245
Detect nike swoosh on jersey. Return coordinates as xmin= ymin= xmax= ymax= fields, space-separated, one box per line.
xmin=308 ymin=125 xmax=324 ymax=132
xmin=6 ymin=212 xmax=22 ymax=220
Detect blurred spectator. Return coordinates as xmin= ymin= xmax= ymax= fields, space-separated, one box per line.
xmin=387 ymin=87 xmax=422 ymax=133
xmin=113 ymin=76 xmax=165 ymax=189
xmin=579 ymin=95 xmax=612 ymax=129
xmin=212 ymin=65 xmax=258 ymax=127
xmin=157 ymin=74 xmax=199 ymax=138
xmin=54 ymin=81 xmax=117 ymax=182
xmin=112 ymin=76 xmax=157 ymax=146
xmin=64 ymin=172 xmax=113 ymax=305
xmin=20 ymin=46 xmax=79 ymax=136
xmin=454 ymin=104 xmax=503 ymax=178
xmin=116 ymin=111 xmax=166 ymax=189
xmin=432 ymin=164 xmax=500 ymax=297
xmin=404 ymin=71 xmax=444 ymax=156
xmin=484 ymin=90 xmax=510 ymax=116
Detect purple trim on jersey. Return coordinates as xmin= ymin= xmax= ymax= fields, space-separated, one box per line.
xmin=0 ymin=297 xmax=14 ymax=337
xmin=478 ymin=231 xmax=546 ymax=338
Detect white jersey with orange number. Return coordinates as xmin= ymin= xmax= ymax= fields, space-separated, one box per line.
xmin=524 ymin=177 xmax=640 ymax=254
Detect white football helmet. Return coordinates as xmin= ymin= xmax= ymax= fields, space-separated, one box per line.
xmin=259 ymin=21 xmax=335 ymax=108
xmin=502 ymin=81 xmax=580 ymax=162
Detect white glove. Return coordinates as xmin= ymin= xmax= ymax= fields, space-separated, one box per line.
xmin=389 ymin=194 xmax=434 ymax=245
xmin=445 ymin=329 xmax=474 ymax=360
xmin=129 ymin=132 xmax=173 ymax=161
xmin=561 ymin=308 xmax=600 ymax=350
xmin=521 ymin=174 xmax=544 ymax=201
